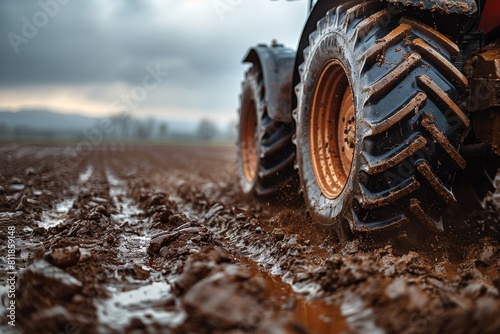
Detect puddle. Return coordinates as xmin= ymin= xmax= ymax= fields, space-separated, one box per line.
xmin=96 ymin=282 xmax=184 ymax=332
xmin=78 ymin=165 xmax=94 ymax=184
xmin=106 ymin=170 xmax=142 ymax=225
xmin=117 ymin=235 xmax=151 ymax=264
xmin=241 ymin=258 xmax=350 ymax=334
xmin=39 ymin=198 xmax=74 ymax=229
xmin=0 ymin=211 xmax=23 ymax=219
xmin=9 ymin=184 xmax=25 ymax=192
xmin=38 ymin=165 xmax=98 ymax=229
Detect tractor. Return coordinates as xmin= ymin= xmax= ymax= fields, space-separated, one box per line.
xmin=237 ymin=0 xmax=500 ymax=244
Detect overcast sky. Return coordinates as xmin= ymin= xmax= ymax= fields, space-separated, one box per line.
xmin=0 ymin=0 xmax=307 ymax=126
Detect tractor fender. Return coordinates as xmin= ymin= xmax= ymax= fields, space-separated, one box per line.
xmin=291 ymin=0 xmax=478 ymax=110
xmin=242 ymin=44 xmax=296 ymax=123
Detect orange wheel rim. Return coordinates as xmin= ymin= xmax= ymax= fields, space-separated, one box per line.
xmin=309 ymin=60 xmax=355 ymax=199
xmin=241 ymin=98 xmax=258 ymax=182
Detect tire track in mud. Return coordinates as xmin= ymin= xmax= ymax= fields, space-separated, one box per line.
xmin=3 ymin=149 xmax=172 ymax=333
xmin=97 ymin=165 xmax=187 ymax=332
xmin=0 ymin=146 xmax=90 ymax=281
xmin=29 ymin=147 xmax=180 ymax=332
xmin=61 ymin=151 xmax=184 ymax=333
xmin=0 ymin=145 xmax=99 ymax=334
xmin=38 ymin=164 xmax=94 ymax=229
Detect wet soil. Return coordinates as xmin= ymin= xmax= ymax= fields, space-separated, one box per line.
xmin=0 ymin=143 xmax=499 ymax=333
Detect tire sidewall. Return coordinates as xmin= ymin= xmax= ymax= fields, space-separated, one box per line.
xmin=297 ymin=29 xmax=362 ymax=226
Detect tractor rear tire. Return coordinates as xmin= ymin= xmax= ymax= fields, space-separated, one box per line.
xmin=237 ymin=65 xmax=297 ymax=197
xmin=294 ymin=0 xmax=470 ymax=241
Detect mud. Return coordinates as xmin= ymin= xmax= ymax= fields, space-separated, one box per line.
xmin=387 ymin=0 xmax=477 ymax=15
xmin=0 ymin=143 xmax=499 ymax=333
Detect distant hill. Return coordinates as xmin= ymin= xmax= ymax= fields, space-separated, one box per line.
xmin=0 ymin=109 xmax=199 ymax=135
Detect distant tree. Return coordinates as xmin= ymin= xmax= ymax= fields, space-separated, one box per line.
xmin=108 ymin=115 xmax=122 ymax=138
xmin=146 ymin=118 xmax=154 ymax=137
xmin=119 ymin=118 xmax=130 ymax=139
xmin=158 ymin=122 xmax=168 ymax=138
xmin=134 ymin=121 xmax=149 ymax=140
xmin=197 ymin=118 xmax=218 ymax=141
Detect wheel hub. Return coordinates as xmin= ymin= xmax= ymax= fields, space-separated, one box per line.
xmin=241 ymin=99 xmax=258 ymax=183
xmin=309 ymin=60 xmax=355 ymax=199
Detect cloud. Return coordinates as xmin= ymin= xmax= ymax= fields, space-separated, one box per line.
xmin=0 ymin=0 xmax=307 ymax=123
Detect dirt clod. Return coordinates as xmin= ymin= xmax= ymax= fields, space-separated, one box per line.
xmin=45 ymin=246 xmax=81 ymax=269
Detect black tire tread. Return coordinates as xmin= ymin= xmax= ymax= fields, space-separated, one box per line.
xmin=366 ymin=52 xmax=422 ymax=102
xmin=410 ymin=38 xmax=468 ymax=90
xmin=360 ymin=177 xmax=420 ymax=209
xmin=369 ymin=92 xmax=427 ymax=135
xmin=364 ymin=134 xmax=427 ymax=174
xmin=354 ymin=9 xmax=390 ymax=44
xmin=416 ymin=161 xmax=456 ymax=204
xmin=361 ymin=23 xmax=412 ymax=65
xmin=357 ymin=4 xmax=469 ymax=233
xmin=417 ymin=75 xmax=470 ymax=127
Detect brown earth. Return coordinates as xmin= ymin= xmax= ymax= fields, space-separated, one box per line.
xmin=0 ymin=143 xmax=499 ymax=334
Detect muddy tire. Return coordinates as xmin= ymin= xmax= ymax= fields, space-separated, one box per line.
xmin=294 ymin=0 xmax=470 ymax=240
xmin=237 ymin=66 xmax=297 ymax=197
